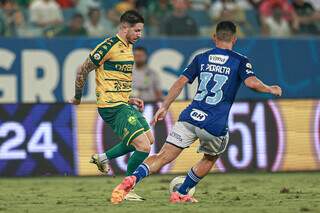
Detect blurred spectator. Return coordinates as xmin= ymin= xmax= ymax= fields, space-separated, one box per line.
xmin=135 ymin=0 xmax=149 ymax=11
xmin=247 ymin=0 xmax=264 ymax=8
xmin=306 ymin=0 xmax=320 ymax=10
xmin=56 ymin=13 xmax=87 ymax=36
xmin=29 ymin=0 xmax=63 ymax=28
xmin=16 ymin=0 xmax=32 ymax=7
xmin=0 ymin=11 xmax=4 ymax=36
xmin=147 ymin=0 xmax=172 ymax=35
xmin=132 ymin=47 xmax=163 ymax=102
xmin=56 ymin=0 xmax=78 ymax=9
xmin=148 ymin=0 xmax=172 ymax=17
xmin=76 ymin=0 xmax=100 ymax=16
xmin=259 ymin=0 xmax=299 ymax=31
xmin=0 ymin=0 xmax=25 ymax=36
xmin=160 ymin=0 xmax=198 ymax=36
xmin=261 ymin=7 xmax=292 ymax=37
xmin=114 ymin=0 xmax=136 ymax=12
xmin=84 ymin=7 xmax=107 ymax=37
xmin=236 ymin=0 xmax=254 ymax=9
xmin=189 ymin=0 xmax=211 ymax=11
xmin=107 ymin=0 xmax=136 ymax=26
xmin=292 ymin=0 xmax=320 ymax=34
xmin=210 ymin=0 xmax=253 ymax=37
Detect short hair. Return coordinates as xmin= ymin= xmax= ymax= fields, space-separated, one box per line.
xmin=134 ymin=46 xmax=147 ymax=54
xmin=120 ymin=10 xmax=144 ymax=26
xmin=72 ymin=13 xmax=84 ymax=20
xmin=88 ymin=8 xmax=100 ymax=17
xmin=216 ymin=21 xmax=237 ymax=42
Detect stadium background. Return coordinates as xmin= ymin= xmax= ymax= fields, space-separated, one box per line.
xmin=0 ymin=0 xmax=320 ymax=177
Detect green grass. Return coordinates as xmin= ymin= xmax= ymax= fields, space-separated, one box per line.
xmin=0 ymin=173 xmax=319 ymax=213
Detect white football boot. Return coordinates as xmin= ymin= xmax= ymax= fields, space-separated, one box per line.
xmin=124 ymin=189 xmax=145 ymax=201
xmin=89 ymin=154 xmax=110 ymax=173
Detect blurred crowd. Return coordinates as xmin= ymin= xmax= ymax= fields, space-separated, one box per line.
xmin=0 ymin=0 xmax=319 ymax=38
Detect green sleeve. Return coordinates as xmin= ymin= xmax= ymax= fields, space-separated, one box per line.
xmin=89 ymin=37 xmax=117 ymax=66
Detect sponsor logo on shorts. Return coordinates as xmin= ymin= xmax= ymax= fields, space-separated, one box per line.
xmin=169 ymin=131 xmax=182 ymax=142
xmin=209 ymin=54 xmax=229 ymax=65
xmin=190 ymin=109 xmax=208 ymax=121
xmin=128 ymin=116 xmax=137 ymax=125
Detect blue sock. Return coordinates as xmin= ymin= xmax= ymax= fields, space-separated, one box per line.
xmin=132 ymin=163 xmax=150 ymax=184
xmin=178 ymin=168 xmax=202 ymax=195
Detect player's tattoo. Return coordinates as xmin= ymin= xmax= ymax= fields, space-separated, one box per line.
xmin=74 ymin=57 xmax=97 ymax=99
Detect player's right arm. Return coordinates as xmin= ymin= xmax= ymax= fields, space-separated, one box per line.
xmin=151 ymin=55 xmax=199 ymax=125
xmin=69 ymin=57 xmax=97 ymax=105
xmin=244 ymin=76 xmax=282 ymax=96
xmin=151 ymin=76 xmax=189 ymax=125
xmin=70 ymin=38 xmax=114 ymax=105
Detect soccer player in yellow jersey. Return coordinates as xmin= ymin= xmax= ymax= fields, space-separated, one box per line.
xmin=69 ymin=10 xmax=153 ymax=201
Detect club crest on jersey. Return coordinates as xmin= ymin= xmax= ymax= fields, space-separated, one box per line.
xmin=94 ymin=53 xmax=101 ymax=60
xmin=128 ymin=116 xmax=137 ymax=125
xmin=190 ymin=109 xmax=208 ymax=121
xmin=209 ymin=54 xmax=229 ymax=65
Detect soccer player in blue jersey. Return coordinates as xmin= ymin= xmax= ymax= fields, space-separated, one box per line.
xmin=110 ymin=21 xmax=282 ymax=204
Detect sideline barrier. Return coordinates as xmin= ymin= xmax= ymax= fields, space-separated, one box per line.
xmin=0 ymin=99 xmax=319 ymax=176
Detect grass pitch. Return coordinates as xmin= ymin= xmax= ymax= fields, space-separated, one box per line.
xmin=0 ymin=173 xmax=319 ymax=213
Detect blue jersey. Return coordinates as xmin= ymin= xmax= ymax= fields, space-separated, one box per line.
xmin=179 ymin=47 xmax=255 ymax=136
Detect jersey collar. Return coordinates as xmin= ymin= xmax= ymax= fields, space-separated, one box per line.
xmin=116 ymin=34 xmax=129 ymax=47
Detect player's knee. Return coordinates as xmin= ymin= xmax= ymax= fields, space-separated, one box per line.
xmin=138 ymin=143 xmax=151 ymax=153
xmin=148 ymin=134 xmax=155 ymax=145
xmin=134 ymin=140 xmax=151 ymax=153
xmin=131 ymin=134 xmax=151 ymax=153
xmin=142 ymin=143 xmax=151 ymax=153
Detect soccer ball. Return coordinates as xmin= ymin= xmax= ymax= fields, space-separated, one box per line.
xmin=169 ymin=176 xmax=196 ymax=196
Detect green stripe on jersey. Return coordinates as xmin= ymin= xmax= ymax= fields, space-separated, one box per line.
xmin=104 ymin=78 xmax=132 ymax=82
xmin=105 ymin=101 xmax=128 ymax=104
xmin=105 ymin=90 xmax=132 ymax=93
xmin=104 ymin=61 xmax=134 ymax=73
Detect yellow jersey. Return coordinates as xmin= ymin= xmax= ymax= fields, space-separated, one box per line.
xmin=89 ymin=34 xmax=134 ymax=108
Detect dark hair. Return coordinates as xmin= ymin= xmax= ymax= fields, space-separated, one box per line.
xmin=134 ymin=46 xmax=147 ymax=54
xmin=72 ymin=13 xmax=84 ymax=20
xmin=216 ymin=21 xmax=237 ymax=42
xmin=120 ymin=10 xmax=144 ymax=26
xmin=88 ymin=8 xmax=100 ymax=17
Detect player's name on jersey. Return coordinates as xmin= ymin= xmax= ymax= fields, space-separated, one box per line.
xmin=200 ymin=64 xmax=231 ymax=75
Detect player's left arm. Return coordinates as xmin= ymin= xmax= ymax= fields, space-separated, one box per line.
xmin=69 ymin=57 xmax=97 ymax=105
xmin=239 ymin=58 xmax=282 ymax=97
xmin=151 ymin=76 xmax=189 ymax=125
xmin=244 ymin=76 xmax=282 ymax=96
